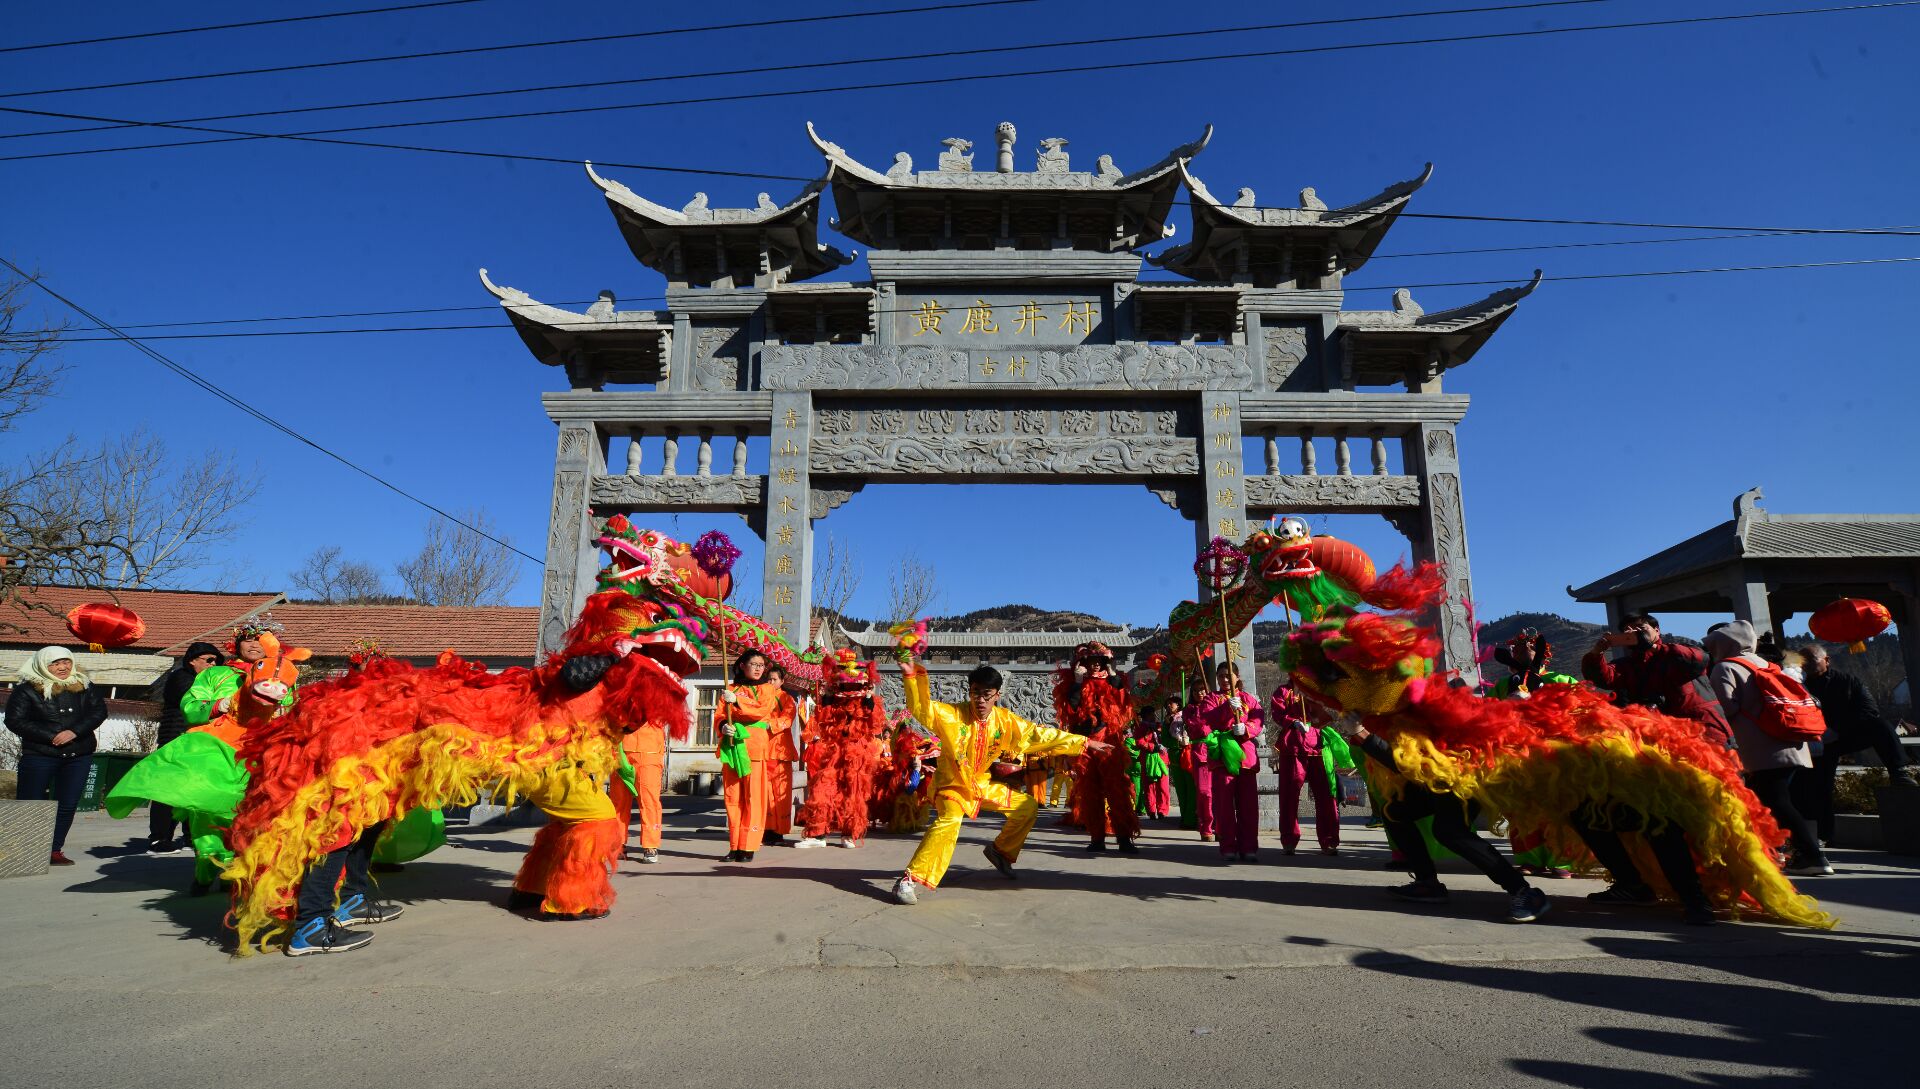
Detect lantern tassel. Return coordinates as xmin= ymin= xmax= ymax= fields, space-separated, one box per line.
xmin=88 ymin=642 xmax=104 ymax=654
xmin=1848 ymin=641 xmax=1866 ymax=654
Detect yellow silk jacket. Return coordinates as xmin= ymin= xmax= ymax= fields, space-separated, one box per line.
xmin=902 ymin=664 xmax=1087 ymax=817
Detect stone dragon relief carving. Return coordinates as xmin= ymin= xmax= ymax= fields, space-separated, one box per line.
xmin=540 ymin=475 xmax=588 ymax=654
xmin=1425 ymin=472 xmax=1475 ymax=668
xmin=587 ymin=475 xmax=765 ymax=509
xmin=812 ymin=435 xmax=1196 ymax=476
xmin=1241 ymin=475 xmax=1422 ymax=510
xmin=692 ymin=325 xmax=744 ymax=392
xmin=1263 ymin=325 xmax=1308 ymax=388
xmin=765 ymin=344 xmax=1255 ymax=391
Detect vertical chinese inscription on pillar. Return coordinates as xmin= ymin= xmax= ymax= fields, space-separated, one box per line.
xmin=764 ymin=392 xmax=813 ymax=648
xmin=1197 ymin=392 xmax=1252 ymax=683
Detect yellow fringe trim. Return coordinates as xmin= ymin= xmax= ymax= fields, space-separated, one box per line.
xmin=1378 ymin=731 xmax=1835 ymax=929
xmin=224 ymin=719 xmax=619 ymax=954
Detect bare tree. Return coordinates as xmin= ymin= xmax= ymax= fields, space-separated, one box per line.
xmin=811 ymin=530 xmax=860 ymax=628
xmin=886 ymin=549 xmax=941 ymax=623
xmin=14 ymin=427 xmax=259 ymax=590
xmin=395 ymin=510 xmax=519 ymax=606
xmin=290 ymin=545 xmax=390 ymax=603
xmin=0 ymin=273 xmax=62 ymax=436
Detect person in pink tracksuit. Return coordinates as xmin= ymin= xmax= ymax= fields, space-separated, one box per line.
xmin=1194 ymin=663 xmax=1264 ymax=862
xmin=1268 ymin=682 xmax=1339 ymax=856
xmin=1184 ymin=699 xmax=1216 ymax=842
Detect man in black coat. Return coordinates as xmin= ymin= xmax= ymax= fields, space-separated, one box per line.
xmin=145 ymin=641 xmax=224 ymax=853
xmin=1794 ymin=643 xmax=1919 ymax=842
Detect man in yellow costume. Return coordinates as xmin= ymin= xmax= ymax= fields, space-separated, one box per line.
xmin=891 ymin=661 xmax=1111 ymax=905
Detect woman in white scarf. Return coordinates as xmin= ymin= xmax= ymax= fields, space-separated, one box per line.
xmin=6 ymin=645 xmax=108 ymax=865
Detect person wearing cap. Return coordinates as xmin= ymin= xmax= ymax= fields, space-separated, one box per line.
xmin=146 ymin=641 xmax=223 ymax=854
xmin=1703 ymin=620 xmax=1831 ymax=876
xmin=891 ymin=661 xmax=1106 ymax=904
xmin=182 ymin=621 xmax=292 ymax=726
xmin=6 ymin=646 xmax=108 ymax=866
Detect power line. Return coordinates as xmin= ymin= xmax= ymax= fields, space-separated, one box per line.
xmin=1 ymin=1 xmax=1913 ymax=167
xmin=0 ymin=0 xmax=1039 ymax=100
xmin=0 ymin=1 xmax=489 ymax=55
xmin=36 ymin=256 xmax=1920 ymax=343
xmin=0 ymin=255 xmax=543 ymax=566
xmin=42 ymin=224 xmax=1920 ymax=334
xmin=0 ymin=1 xmax=1609 ymax=140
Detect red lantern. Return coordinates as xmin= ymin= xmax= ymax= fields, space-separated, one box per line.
xmin=1808 ymin=597 xmax=1892 ymax=654
xmin=1310 ymin=536 xmax=1376 ymax=594
xmin=65 ymin=603 xmax=146 ymax=653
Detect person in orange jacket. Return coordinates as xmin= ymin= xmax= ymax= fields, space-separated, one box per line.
xmin=611 ymin=720 xmax=667 ymax=864
xmin=761 ymin=662 xmax=801 ymax=847
xmin=714 ymin=649 xmax=784 ymax=862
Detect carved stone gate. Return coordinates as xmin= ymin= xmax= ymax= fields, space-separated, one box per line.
xmin=486 ymin=121 xmax=1537 ymax=696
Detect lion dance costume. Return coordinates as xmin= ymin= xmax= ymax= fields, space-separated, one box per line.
xmin=798 ymin=650 xmax=888 ymax=846
xmin=1055 ymin=641 xmax=1141 ymax=852
xmin=221 ymin=519 xmax=740 ymax=952
xmin=1275 ymin=558 xmax=1833 ymax=928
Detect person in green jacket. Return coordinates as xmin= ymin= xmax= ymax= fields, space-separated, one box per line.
xmin=181 ymin=623 xmax=291 ymax=725
xmin=1156 ymin=695 xmax=1198 ymax=830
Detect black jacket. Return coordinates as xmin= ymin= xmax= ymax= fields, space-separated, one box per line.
xmin=1803 ymin=668 xmax=1886 ymax=742
xmin=154 ymin=665 xmax=199 ymax=742
xmin=5 ymin=681 xmax=108 ymax=759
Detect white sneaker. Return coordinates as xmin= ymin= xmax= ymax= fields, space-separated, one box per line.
xmin=891 ymin=876 xmax=920 ymax=905
xmin=836 ymin=837 xmax=862 ymax=849
xmin=792 ymin=836 xmax=828 ymax=849
xmin=1785 ymin=859 xmax=1836 ymax=877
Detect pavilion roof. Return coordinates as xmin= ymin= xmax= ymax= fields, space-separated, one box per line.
xmin=1570 ymin=490 xmax=1920 ymax=603
xmin=584 ymin=162 xmax=852 ymax=286
xmin=1337 ymin=271 xmax=1542 ymax=382
xmin=1150 ymin=162 xmax=1432 ymax=283
xmin=809 ymin=121 xmax=1210 ymax=252
xmin=479 ymin=269 xmax=670 ymax=386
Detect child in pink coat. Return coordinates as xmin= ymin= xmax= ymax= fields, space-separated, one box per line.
xmin=1194 ymin=662 xmax=1264 ymax=862
xmin=1184 ymin=700 xmax=1216 ymax=841
xmin=1268 ymin=683 xmax=1339 ymax=856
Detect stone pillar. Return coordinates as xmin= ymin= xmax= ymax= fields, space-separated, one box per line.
xmin=1409 ymin=422 xmax=1480 ymax=685
xmin=1729 ymin=567 xmax=1774 ymax=635
xmin=763 ymin=391 xmax=814 ymax=649
xmin=1195 ymin=391 xmax=1271 ymax=818
xmin=537 ymin=423 xmax=606 ymax=661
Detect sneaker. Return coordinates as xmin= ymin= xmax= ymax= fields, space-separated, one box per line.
xmin=1785 ymin=859 xmax=1835 ymax=877
xmin=333 ymin=894 xmax=406 ymax=927
xmin=891 ymin=876 xmax=920 ymax=905
xmin=1506 ymin=887 xmax=1551 ymax=923
xmin=1889 ymin=768 xmax=1919 ymax=789
xmin=836 ymin=837 xmax=862 ymax=849
xmin=1390 ymin=880 xmax=1449 ymax=903
xmin=48 ymin=851 xmax=74 ymax=867
xmin=792 ymin=836 xmax=828 ymax=849
xmin=285 ymin=917 xmax=374 ymax=957
xmin=148 ymin=840 xmax=193 ymax=856
xmin=636 ymin=848 xmax=659 ymax=864
xmin=1587 ymin=884 xmax=1656 ymax=904
xmin=982 ymin=843 xmax=1017 ymax=880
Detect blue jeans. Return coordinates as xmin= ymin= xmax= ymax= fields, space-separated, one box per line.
xmin=16 ymin=752 xmax=92 ymax=852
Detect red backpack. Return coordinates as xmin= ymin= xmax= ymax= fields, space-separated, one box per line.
xmin=1736 ymin=659 xmax=1827 ymax=742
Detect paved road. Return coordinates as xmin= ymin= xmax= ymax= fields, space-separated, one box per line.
xmin=3 ymin=799 xmax=1912 ymax=1088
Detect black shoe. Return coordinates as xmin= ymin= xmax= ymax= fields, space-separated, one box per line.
xmin=1084 ymin=840 xmax=1107 ymax=853
xmin=762 ymin=831 xmax=786 ymax=846
xmin=725 ymin=850 xmax=744 ymax=862
xmin=542 ymin=908 xmax=610 ymax=922
xmin=1391 ymin=880 xmax=1449 ymax=904
xmin=740 ymin=851 xmax=755 ymax=862
xmin=505 ymin=889 xmax=544 ymax=913
xmin=187 ymin=880 xmax=214 ymax=897
xmin=1683 ymin=900 xmax=1718 ymax=927
xmin=1117 ymin=837 xmax=1140 ymax=855
xmin=982 ymin=843 xmax=1018 ymax=880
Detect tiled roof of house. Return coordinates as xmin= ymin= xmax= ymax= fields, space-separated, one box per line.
xmin=273 ymin=603 xmax=540 ymax=661
xmin=1 ymin=586 xmax=284 ymax=654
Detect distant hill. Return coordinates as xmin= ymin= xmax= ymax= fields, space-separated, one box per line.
xmin=925 ymin=604 xmax=1124 ymax=633
xmin=1476 ymin=611 xmax=1607 ymax=683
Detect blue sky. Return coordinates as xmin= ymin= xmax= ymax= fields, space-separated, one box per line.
xmin=3 ymin=0 xmax=1917 ymax=640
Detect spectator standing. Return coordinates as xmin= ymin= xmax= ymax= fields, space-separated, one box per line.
xmin=6 ymin=646 xmax=109 ymax=866
xmin=1702 ymin=620 xmax=1832 ymax=876
xmin=1581 ymin=613 xmax=1732 ymax=748
xmin=1794 ymin=643 xmax=1918 ymax=842
xmin=147 ymin=642 xmax=223 ymax=854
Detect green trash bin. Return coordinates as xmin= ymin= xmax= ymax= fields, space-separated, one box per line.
xmin=80 ymin=751 xmax=146 ymax=812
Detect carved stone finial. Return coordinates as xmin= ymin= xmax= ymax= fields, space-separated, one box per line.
xmin=1391 ymin=288 xmax=1424 ymax=321
xmin=1299 ymin=186 xmax=1328 ymax=211
xmin=1036 ymin=136 xmax=1069 ymax=174
xmin=1734 ymin=486 xmax=1766 ymax=521
xmin=756 ymin=192 xmax=778 ymax=211
xmin=1233 ymin=187 xmax=1257 ymax=209
xmin=585 ymin=290 xmax=616 ymax=322
xmin=682 ymin=192 xmax=709 ymax=215
xmin=995 ymin=121 xmax=1017 ymax=173
xmin=1095 ymin=154 xmax=1121 ymax=181
xmin=938 ymin=137 xmax=973 ymax=173
xmin=886 ymin=152 xmax=913 ymax=181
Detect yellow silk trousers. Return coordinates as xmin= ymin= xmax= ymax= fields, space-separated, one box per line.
xmin=904 ymin=781 xmax=1038 ymax=888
